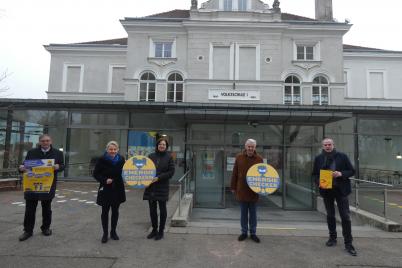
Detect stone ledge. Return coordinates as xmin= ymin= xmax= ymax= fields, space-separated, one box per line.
xmin=171 ymin=193 xmax=193 ymax=227
xmin=0 ymin=178 xmax=21 ymax=191
xmin=317 ymin=196 xmax=401 ymax=232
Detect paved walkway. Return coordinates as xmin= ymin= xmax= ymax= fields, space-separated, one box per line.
xmin=0 ymin=182 xmax=401 ymax=268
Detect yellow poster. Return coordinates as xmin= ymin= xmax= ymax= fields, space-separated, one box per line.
xmin=23 ymin=166 xmax=54 ymax=193
xmin=319 ymin=169 xmax=333 ymax=189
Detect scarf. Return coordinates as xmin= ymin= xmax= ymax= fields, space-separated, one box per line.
xmin=104 ymin=152 xmax=120 ymax=165
xmin=322 ymin=149 xmax=337 ymax=171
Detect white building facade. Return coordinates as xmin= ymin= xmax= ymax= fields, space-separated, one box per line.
xmin=1 ymin=0 xmax=396 ymax=210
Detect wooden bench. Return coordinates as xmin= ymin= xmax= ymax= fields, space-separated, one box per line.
xmin=0 ymin=177 xmax=21 ymax=190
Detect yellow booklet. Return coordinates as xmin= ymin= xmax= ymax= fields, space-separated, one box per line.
xmin=319 ymin=169 xmax=333 ymax=189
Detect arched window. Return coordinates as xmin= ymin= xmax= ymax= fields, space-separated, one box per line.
xmin=284 ymin=75 xmax=301 ymax=105
xmin=167 ymin=73 xmax=184 ymax=102
xmin=139 ymin=72 xmax=156 ymax=102
xmin=312 ymin=76 xmax=329 ymax=105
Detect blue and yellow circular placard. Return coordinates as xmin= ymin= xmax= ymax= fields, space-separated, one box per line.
xmin=246 ymin=163 xmax=280 ymax=195
xmin=122 ymin=156 xmax=156 ymax=188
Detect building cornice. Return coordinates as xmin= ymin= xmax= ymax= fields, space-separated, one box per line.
xmin=44 ymin=44 xmax=127 ymax=53
xmin=344 ymin=51 xmax=402 ymax=58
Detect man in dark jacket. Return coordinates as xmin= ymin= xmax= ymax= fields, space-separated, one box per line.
xmin=231 ymin=139 xmax=263 ymax=243
xmin=312 ymin=138 xmax=357 ymax=256
xmin=18 ymin=134 xmax=64 ymax=241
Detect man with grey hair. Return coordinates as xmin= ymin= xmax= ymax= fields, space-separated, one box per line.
xmin=312 ymin=138 xmax=356 ymax=256
xmin=18 ymin=134 xmax=64 ymax=241
xmin=231 ymin=139 xmax=263 ymax=243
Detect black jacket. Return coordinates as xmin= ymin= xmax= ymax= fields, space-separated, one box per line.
xmin=143 ymin=151 xmax=175 ymax=201
xmin=93 ymin=154 xmax=126 ymax=206
xmin=312 ymin=150 xmax=355 ymax=196
xmin=23 ymin=146 xmax=65 ymax=200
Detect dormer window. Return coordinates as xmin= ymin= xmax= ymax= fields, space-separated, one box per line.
xmin=221 ymin=0 xmax=249 ymax=11
xmin=224 ymin=0 xmax=232 ymax=11
xmin=238 ymin=0 xmax=247 ymax=11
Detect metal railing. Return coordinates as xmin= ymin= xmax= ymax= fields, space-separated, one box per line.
xmin=177 ymin=170 xmax=191 ymax=216
xmin=351 ymin=178 xmax=394 ymax=222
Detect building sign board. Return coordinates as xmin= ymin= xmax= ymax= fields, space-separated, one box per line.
xmin=208 ymin=90 xmax=260 ymax=101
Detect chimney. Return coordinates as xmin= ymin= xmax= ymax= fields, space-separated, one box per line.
xmin=315 ymin=0 xmax=333 ymax=21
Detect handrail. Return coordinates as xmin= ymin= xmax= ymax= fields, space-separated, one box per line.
xmin=177 ymin=170 xmax=191 ymax=216
xmin=178 ymin=170 xmax=191 ymax=183
xmin=350 ymin=178 xmax=393 ymax=187
xmin=351 ymin=177 xmax=394 ymax=222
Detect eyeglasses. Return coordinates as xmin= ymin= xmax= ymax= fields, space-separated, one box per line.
xmin=40 ymin=140 xmax=51 ymax=142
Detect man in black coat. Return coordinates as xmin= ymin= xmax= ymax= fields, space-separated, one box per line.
xmin=18 ymin=134 xmax=64 ymax=241
xmin=312 ymin=138 xmax=357 ymax=256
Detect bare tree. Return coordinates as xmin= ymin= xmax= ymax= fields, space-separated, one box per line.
xmin=0 ymin=69 xmax=11 ymax=96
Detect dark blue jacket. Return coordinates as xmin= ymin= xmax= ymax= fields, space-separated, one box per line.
xmin=312 ymin=151 xmax=355 ymax=196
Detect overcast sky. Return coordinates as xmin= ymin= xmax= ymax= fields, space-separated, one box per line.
xmin=1 ymin=0 xmax=401 ymax=99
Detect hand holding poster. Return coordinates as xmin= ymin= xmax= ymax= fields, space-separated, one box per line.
xmin=22 ymin=159 xmax=55 ymax=193
xmin=246 ymin=163 xmax=280 ymax=196
xmin=122 ymin=155 xmax=156 ymax=188
xmin=319 ymin=169 xmax=333 ymax=189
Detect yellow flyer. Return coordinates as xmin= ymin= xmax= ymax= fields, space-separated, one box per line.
xmin=23 ymin=166 xmax=54 ymax=193
xmin=319 ymin=169 xmax=333 ymax=189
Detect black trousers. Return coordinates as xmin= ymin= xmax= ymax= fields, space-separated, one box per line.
xmin=148 ymin=200 xmax=167 ymax=232
xmin=24 ymin=199 xmax=52 ymax=233
xmin=323 ymin=190 xmax=353 ymax=245
xmin=101 ymin=204 xmax=120 ymax=235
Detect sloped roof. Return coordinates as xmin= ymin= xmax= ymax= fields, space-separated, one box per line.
xmin=146 ymin=9 xmax=190 ymax=19
xmin=342 ymin=44 xmax=399 ymax=53
xmin=143 ymin=9 xmax=317 ymax=22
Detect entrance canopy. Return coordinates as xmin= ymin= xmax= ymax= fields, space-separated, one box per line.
xmin=165 ymin=108 xmax=352 ymax=124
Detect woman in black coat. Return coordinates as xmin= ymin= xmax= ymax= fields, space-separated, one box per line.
xmin=93 ymin=141 xmax=126 ymax=243
xmin=143 ymin=138 xmax=175 ymax=240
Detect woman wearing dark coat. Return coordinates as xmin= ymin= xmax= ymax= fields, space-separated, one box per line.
xmin=143 ymin=138 xmax=175 ymax=240
xmin=93 ymin=141 xmax=126 ymax=243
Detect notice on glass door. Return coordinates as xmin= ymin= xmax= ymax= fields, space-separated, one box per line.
xmin=202 ymin=151 xmax=215 ymax=180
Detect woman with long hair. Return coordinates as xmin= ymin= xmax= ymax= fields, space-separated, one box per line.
xmin=143 ymin=138 xmax=175 ymax=240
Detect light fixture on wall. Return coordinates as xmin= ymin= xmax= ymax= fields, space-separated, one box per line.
xmin=396 ymin=152 xmax=402 ymax=160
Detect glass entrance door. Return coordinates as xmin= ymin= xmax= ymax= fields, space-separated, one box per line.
xmin=193 ymin=145 xmax=225 ymax=208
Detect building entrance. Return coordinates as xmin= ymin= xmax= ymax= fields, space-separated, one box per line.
xmin=188 ymin=123 xmax=323 ymax=210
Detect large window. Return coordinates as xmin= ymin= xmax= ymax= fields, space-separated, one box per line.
xmin=139 ymin=72 xmax=156 ymax=102
xmin=312 ymin=76 xmax=329 ymax=105
xmin=167 ymin=73 xmax=184 ymax=102
xmin=284 ymin=75 xmax=301 ymax=105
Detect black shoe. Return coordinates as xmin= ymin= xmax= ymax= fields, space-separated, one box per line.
xmin=19 ymin=232 xmax=32 ymax=241
xmin=42 ymin=229 xmax=52 ymax=236
xmin=147 ymin=229 xmax=158 ymax=239
xmin=250 ymin=234 xmax=260 ymax=243
xmin=110 ymin=231 xmax=119 ymax=240
xmin=326 ymin=238 xmax=337 ymax=247
xmin=154 ymin=231 xmax=164 ymax=241
xmin=101 ymin=234 xmax=108 ymax=243
xmin=238 ymin=233 xmax=247 ymax=241
xmin=345 ymin=244 xmax=357 ymax=256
